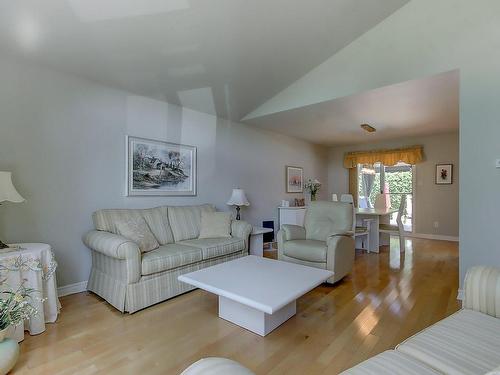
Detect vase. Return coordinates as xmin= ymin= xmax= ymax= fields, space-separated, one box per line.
xmin=311 ymin=192 xmax=317 ymax=201
xmin=0 ymin=328 xmax=19 ymax=374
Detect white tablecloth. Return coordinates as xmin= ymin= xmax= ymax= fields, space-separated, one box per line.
xmin=0 ymin=243 xmax=61 ymax=342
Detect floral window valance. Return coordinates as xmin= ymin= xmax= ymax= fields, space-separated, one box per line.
xmin=343 ymin=145 xmax=424 ymax=169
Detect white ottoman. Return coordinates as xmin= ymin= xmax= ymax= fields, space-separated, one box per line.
xmin=180 ymin=358 xmax=255 ymax=375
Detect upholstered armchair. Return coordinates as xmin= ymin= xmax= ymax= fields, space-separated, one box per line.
xmin=277 ymin=201 xmax=355 ymax=283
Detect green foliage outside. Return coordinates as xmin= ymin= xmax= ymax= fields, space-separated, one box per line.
xmin=359 ymin=170 xmax=412 ymax=209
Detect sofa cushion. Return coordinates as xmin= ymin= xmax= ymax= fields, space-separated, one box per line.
xmin=198 ymin=211 xmax=232 ymax=239
xmin=396 ymin=309 xmax=500 ymax=375
xmin=283 ymin=239 xmax=327 ymax=263
xmin=141 ymin=244 xmax=202 ymax=275
xmin=168 ymin=204 xmax=215 ymax=242
xmin=92 ymin=206 xmax=174 ymax=245
xmin=142 ymin=207 xmax=174 ymax=245
xmin=179 ymin=237 xmax=244 ymax=260
xmin=115 ymin=216 xmax=159 ymax=253
xmin=340 ymin=350 xmax=441 ymax=375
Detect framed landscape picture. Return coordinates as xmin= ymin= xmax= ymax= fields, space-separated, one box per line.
xmin=126 ymin=136 xmax=197 ymax=196
xmin=286 ymin=166 xmax=303 ymax=193
xmin=435 ymin=163 xmax=453 ymax=185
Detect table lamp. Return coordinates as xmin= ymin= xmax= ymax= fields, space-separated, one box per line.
xmin=226 ymin=188 xmax=249 ymax=220
xmin=0 ymin=172 xmax=25 ymax=249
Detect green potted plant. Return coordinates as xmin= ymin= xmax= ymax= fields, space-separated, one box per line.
xmin=0 ymin=283 xmax=40 ymax=373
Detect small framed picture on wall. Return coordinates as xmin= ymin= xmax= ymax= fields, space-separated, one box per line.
xmin=286 ymin=166 xmax=303 ymax=193
xmin=435 ymin=164 xmax=453 ymax=184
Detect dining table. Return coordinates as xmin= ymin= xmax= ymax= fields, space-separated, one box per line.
xmin=355 ymin=208 xmax=398 ymax=253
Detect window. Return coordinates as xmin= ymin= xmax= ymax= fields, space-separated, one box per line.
xmin=358 ymin=162 xmax=413 ymax=232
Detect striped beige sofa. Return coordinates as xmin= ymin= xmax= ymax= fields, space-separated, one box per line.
xmin=181 ymin=266 xmax=500 ymax=375
xmin=83 ymin=204 xmax=252 ymax=313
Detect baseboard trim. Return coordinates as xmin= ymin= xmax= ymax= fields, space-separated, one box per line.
xmin=406 ymin=233 xmax=459 ymax=242
xmin=58 ymin=280 xmax=88 ymax=297
xmin=457 ymin=289 xmax=464 ymax=301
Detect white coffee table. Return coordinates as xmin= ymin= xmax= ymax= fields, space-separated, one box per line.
xmin=178 ymin=256 xmax=333 ymax=336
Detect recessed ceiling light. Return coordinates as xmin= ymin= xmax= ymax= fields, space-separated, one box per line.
xmin=361 ymin=124 xmax=376 ymax=133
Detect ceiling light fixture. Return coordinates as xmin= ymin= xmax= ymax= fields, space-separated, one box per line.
xmin=361 ymin=123 xmax=376 ymax=133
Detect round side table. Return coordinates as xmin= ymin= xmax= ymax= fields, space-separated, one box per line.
xmin=0 ymin=243 xmax=61 ymax=342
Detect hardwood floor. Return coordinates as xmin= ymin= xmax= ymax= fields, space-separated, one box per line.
xmin=14 ymin=238 xmax=459 ymax=374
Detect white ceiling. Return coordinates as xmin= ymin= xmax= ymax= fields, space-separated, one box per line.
xmin=0 ymin=0 xmax=409 ymax=121
xmin=243 ymin=70 xmax=459 ymax=146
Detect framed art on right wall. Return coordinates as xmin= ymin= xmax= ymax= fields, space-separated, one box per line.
xmin=435 ymin=163 xmax=453 ymax=184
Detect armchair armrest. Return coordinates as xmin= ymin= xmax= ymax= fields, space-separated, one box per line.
xmin=83 ymin=230 xmax=140 ymax=259
xmin=231 ymin=220 xmax=253 ymax=251
xmin=281 ymin=224 xmax=306 ymax=241
xmin=328 ymin=230 xmax=354 ymax=238
xmin=463 ymin=266 xmax=500 ymax=318
xmin=326 ymin=234 xmax=355 ymax=283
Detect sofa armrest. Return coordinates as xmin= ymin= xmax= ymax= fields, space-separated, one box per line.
xmin=83 ymin=230 xmax=141 ymax=284
xmin=83 ymin=230 xmax=141 ymax=259
xmin=231 ymin=220 xmax=253 ymax=251
xmin=281 ymin=224 xmax=306 ymax=241
xmin=463 ymin=266 xmax=500 ymax=318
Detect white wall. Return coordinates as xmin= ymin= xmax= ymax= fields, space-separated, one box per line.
xmin=328 ymin=132 xmax=459 ymax=237
xmin=245 ymin=0 xmax=500 ymax=284
xmin=0 ymin=56 xmax=328 ymax=287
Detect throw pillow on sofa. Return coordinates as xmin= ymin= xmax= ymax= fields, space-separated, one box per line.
xmin=198 ymin=211 xmax=232 ymax=239
xmin=115 ymin=216 xmax=159 ymax=252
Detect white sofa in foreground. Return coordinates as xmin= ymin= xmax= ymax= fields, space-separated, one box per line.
xmin=181 ymin=266 xmax=500 ymax=375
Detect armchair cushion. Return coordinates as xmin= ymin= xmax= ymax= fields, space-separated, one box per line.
xmin=396 ymin=309 xmax=500 ymax=375
xmin=340 ymin=350 xmax=441 ymax=375
xmin=281 ymin=224 xmax=306 ymax=241
xmin=283 ymin=239 xmax=327 ymax=263
xmin=141 ymin=244 xmax=202 ymax=275
xmin=179 ymin=237 xmax=245 ymax=260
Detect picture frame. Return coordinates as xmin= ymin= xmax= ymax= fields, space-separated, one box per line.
xmin=435 ymin=163 xmax=453 ymax=185
xmin=126 ymin=136 xmax=197 ymax=196
xmin=286 ymin=166 xmax=303 ymax=193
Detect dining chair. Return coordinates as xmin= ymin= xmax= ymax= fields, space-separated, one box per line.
xmin=379 ymin=194 xmax=407 ymax=252
xmin=332 ymin=194 xmax=338 ymax=202
xmin=340 ymin=194 xmax=370 ymax=251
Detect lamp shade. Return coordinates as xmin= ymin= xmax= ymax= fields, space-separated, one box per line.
xmin=0 ymin=172 xmax=25 ymax=203
xmin=226 ymin=189 xmax=249 ymax=206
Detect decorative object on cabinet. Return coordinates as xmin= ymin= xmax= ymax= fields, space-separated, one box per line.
xmin=294 ymin=198 xmax=305 ymax=207
xmin=435 ymin=163 xmax=453 ymax=184
xmin=0 ymin=172 xmax=25 ymax=249
xmin=286 ymin=166 xmax=303 ymax=193
xmin=227 ymin=188 xmax=250 ymax=220
xmin=126 ymin=136 xmax=197 ymax=196
xmin=304 ymin=178 xmax=321 ymax=201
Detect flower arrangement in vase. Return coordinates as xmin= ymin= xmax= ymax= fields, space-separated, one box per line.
xmin=304 ymin=179 xmax=321 ymax=201
xmin=0 ymin=284 xmax=40 ymax=340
